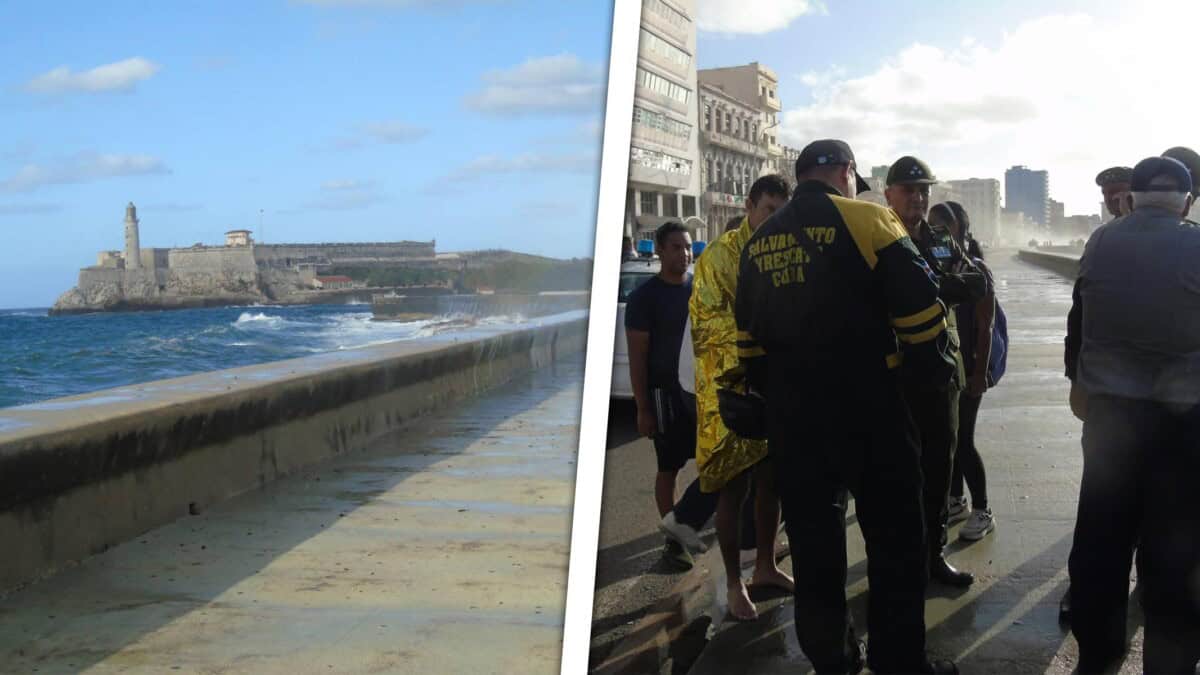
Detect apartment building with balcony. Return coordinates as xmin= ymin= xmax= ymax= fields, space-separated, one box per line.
xmin=625 ymin=0 xmax=706 ymax=243
xmin=697 ymin=80 xmax=768 ymax=230
xmin=695 ymin=62 xmax=785 ymax=178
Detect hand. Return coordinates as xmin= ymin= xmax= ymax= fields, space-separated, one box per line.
xmin=967 ymin=374 xmax=986 ymax=397
xmin=636 ymin=405 xmax=657 ymax=438
xmin=1069 ymin=381 xmax=1088 ymax=422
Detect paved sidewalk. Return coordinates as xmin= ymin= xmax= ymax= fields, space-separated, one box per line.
xmin=0 ymin=358 xmax=584 ymax=675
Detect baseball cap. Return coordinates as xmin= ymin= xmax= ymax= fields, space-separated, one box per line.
xmin=1094 ymin=166 xmax=1132 ymax=187
xmin=1130 ymin=156 xmax=1192 ymax=193
xmin=886 ymin=156 xmax=937 ymax=186
xmin=794 ymin=139 xmax=872 ymax=194
xmin=1162 ymin=147 xmax=1200 ymax=195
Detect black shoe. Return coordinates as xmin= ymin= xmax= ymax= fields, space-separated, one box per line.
xmin=930 ymin=556 xmax=974 ymax=587
xmin=1058 ymin=587 xmax=1071 ymax=624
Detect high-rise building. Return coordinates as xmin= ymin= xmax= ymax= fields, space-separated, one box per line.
xmin=625 ymin=0 xmax=705 ymax=243
xmin=946 ymin=178 xmax=1002 ymax=244
xmin=1005 ymin=165 xmax=1050 ymax=227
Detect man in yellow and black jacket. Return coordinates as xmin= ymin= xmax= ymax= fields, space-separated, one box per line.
xmin=734 ymin=140 xmax=958 ymax=675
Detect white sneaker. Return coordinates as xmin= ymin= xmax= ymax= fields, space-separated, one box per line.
xmin=959 ymin=508 xmax=995 ymax=541
xmin=947 ymin=496 xmax=969 ymax=524
xmin=660 ymin=512 xmax=708 ymax=553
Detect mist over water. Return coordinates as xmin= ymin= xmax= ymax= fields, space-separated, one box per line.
xmin=0 ymin=304 xmax=526 ymax=409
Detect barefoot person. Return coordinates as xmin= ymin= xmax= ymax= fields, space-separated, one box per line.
xmin=691 ymin=174 xmax=793 ymax=621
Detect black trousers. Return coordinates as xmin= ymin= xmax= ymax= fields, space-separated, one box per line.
xmin=904 ymin=382 xmax=960 ymax=559
xmin=1069 ymin=394 xmax=1200 ymax=673
xmin=951 ymin=391 xmax=988 ymax=510
xmin=669 ymin=390 xmax=719 ymax=531
xmin=769 ymin=371 xmax=928 ymax=673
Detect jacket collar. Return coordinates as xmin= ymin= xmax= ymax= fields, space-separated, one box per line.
xmin=796 ymin=179 xmax=843 ymax=198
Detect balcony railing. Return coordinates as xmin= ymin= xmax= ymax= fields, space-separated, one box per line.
xmin=701 ymin=129 xmax=767 ymax=158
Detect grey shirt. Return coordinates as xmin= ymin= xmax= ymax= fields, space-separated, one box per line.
xmin=1077 ymin=206 xmax=1200 ymax=405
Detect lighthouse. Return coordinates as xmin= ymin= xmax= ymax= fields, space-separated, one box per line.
xmin=124 ymin=202 xmax=141 ymax=270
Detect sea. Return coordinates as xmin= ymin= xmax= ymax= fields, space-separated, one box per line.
xmin=0 ymin=303 xmax=512 ymax=409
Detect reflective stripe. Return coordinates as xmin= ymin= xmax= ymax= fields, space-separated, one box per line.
xmin=738 ymin=346 xmax=766 ymax=358
xmin=886 ymin=352 xmax=903 ymax=369
xmin=891 ymin=302 xmax=943 ymax=329
xmin=736 ymin=330 xmax=754 ymax=341
xmin=897 ymin=320 xmax=947 ymax=345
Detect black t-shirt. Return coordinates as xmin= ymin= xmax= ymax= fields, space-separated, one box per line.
xmin=624 ymin=274 xmax=692 ymax=389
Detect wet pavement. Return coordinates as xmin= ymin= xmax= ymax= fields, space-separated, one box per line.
xmin=683 ymin=252 xmax=1149 ymax=674
xmin=0 ymin=356 xmax=584 ymax=674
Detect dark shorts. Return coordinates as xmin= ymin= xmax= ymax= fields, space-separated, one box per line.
xmin=652 ymin=385 xmax=697 ymax=473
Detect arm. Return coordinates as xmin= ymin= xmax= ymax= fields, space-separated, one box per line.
xmin=1065 ymin=277 xmax=1087 ymax=421
xmin=968 ymin=262 xmax=995 ymax=397
xmin=626 ymin=328 xmax=656 ymax=437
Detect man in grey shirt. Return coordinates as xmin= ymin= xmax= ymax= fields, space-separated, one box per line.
xmin=1064 ymin=156 xmax=1200 ymax=674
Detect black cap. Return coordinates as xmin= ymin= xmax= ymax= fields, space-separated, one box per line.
xmin=1095 ymin=166 xmax=1132 ymax=187
xmin=1131 ymin=156 xmax=1192 ymax=193
xmin=886 ymin=156 xmax=937 ymax=186
xmin=794 ymin=139 xmax=871 ymax=194
xmin=1162 ymin=147 xmax=1200 ymax=195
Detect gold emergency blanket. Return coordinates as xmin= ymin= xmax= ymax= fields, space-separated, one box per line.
xmin=690 ymin=218 xmax=768 ymax=493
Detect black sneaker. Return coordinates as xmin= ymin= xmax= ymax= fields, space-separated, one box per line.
xmin=662 ymin=539 xmax=694 ymax=571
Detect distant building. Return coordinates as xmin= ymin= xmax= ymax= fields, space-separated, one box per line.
xmin=697 ymin=78 xmax=767 ymax=228
xmin=1049 ymin=199 xmax=1065 ymax=229
xmin=626 ymin=0 xmax=704 ymax=243
xmin=225 ymin=229 xmax=253 ymax=247
xmin=1005 ymin=165 xmax=1050 ymax=227
xmin=946 ymin=178 xmax=1002 ymax=244
xmin=312 ymin=275 xmax=354 ymax=290
xmin=696 ymin=62 xmax=784 ymax=177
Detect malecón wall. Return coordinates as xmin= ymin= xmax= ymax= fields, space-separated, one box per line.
xmin=1016 ymin=249 xmax=1080 ymax=279
xmin=0 ymin=314 xmax=587 ymax=593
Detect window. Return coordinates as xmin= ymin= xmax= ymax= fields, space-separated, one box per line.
xmin=769 ymin=88 xmax=775 ymax=99
xmin=724 ymin=111 xmax=731 ymax=132
xmin=631 ymin=146 xmax=693 ymax=177
xmin=640 ymin=28 xmax=691 ymax=69
xmin=636 ymin=68 xmax=690 ymax=105
xmin=663 ymin=195 xmax=679 ymax=218
xmin=704 ymin=104 xmax=711 ymax=130
xmin=642 ymin=0 xmax=687 ymax=29
xmin=633 ymin=105 xmax=691 ymax=141
xmin=640 ymin=190 xmax=658 ymax=216
xmin=682 ymin=195 xmax=697 ymax=218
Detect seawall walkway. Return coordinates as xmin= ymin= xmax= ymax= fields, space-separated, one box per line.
xmin=0 ymin=333 xmax=584 ymax=673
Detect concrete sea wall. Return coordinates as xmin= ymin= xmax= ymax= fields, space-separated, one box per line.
xmin=0 ymin=313 xmax=587 ymax=593
xmin=1016 ymin=249 xmax=1080 ymax=279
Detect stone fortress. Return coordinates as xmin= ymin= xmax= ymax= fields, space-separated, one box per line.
xmin=51 ymin=203 xmax=443 ymax=314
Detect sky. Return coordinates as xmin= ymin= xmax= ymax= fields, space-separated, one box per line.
xmin=0 ymin=1 xmax=612 ymax=309
xmin=696 ymin=0 xmax=1199 ymax=221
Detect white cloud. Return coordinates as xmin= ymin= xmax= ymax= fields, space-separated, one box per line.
xmin=0 ymin=154 xmax=169 ymax=194
xmin=0 ymin=203 xmax=60 ymax=216
xmin=320 ymin=179 xmax=373 ymax=191
xmin=780 ymin=9 xmax=1200 ymax=215
xmin=321 ymin=120 xmax=429 ymax=151
xmin=465 ymin=54 xmax=604 ymax=115
xmin=697 ymin=0 xmax=824 ymax=35
xmin=305 ymin=180 xmax=383 ymax=210
xmin=427 ymin=152 xmax=598 ymax=193
xmin=25 ymin=57 xmax=160 ymax=94
xmin=360 ymin=121 xmax=429 ymax=144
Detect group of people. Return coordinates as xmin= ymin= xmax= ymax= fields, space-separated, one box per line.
xmin=623 ymin=138 xmax=1200 ymax=674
